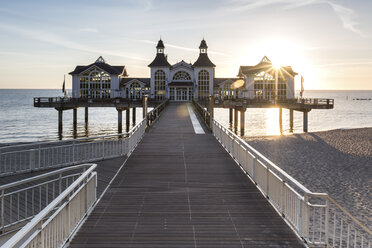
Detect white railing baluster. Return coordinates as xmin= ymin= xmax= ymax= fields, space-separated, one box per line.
xmin=2 ymin=164 xmax=97 ymax=248
xmin=201 ymin=114 xmax=372 ymax=248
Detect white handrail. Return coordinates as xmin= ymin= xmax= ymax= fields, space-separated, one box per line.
xmin=211 ymin=118 xmax=371 ymax=247
xmin=2 ymin=164 xmax=97 ymax=248
xmin=0 ymin=119 xmax=147 ymax=177
xmin=0 ymin=164 xmax=94 ymax=234
xmin=192 ymin=100 xmax=371 ymax=246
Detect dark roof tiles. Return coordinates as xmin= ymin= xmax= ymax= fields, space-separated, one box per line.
xmin=69 ymin=62 xmax=126 ymax=75
xmin=193 ymin=53 xmax=216 ymax=67
xmin=148 ymin=54 xmax=171 ymax=67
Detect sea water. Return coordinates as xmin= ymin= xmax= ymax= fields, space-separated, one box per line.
xmin=0 ymin=89 xmax=371 ymax=145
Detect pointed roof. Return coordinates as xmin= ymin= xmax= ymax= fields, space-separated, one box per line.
xmin=69 ymin=56 xmax=126 ymax=75
xmin=199 ymin=39 xmax=208 ymax=49
xmin=238 ymin=56 xmax=297 ymax=77
xmin=148 ymin=53 xmax=171 ymax=67
xmin=193 ymin=53 xmax=215 ymax=67
xmin=156 ymin=39 xmax=165 ymax=49
xmin=148 ymin=39 xmax=171 ymax=67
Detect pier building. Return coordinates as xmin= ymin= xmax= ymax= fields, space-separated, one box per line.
xmin=69 ymin=39 xmax=297 ymax=102
xmin=34 ymin=38 xmax=333 ymax=136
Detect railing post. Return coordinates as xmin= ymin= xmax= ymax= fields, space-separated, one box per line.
xmin=298 ymin=197 xmax=303 ymax=236
xmin=281 ymin=179 xmax=285 ymax=216
xmin=325 ymin=197 xmax=330 ymax=246
xmin=142 ymin=95 xmax=148 ymax=126
xmin=72 ymin=140 xmax=75 ymax=164
xmin=39 ymin=220 xmax=44 ymax=248
xmin=1 ymin=189 xmax=4 ymax=233
xmin=209 ymin=95 xmax=214 ymax=130
xmin=102 ymin=137 xmax=105 ymax=159
xmin=59 ymin=174 xmax=62 ymax=194
xmin=266 ymin=165 xmax=270 ymax=197
xmin=252 ymin=157 xmax=256 ymax=182
xmin=38 ymin=145 xmax=41 ymax=170
xmin=304 ymin=194 xmax=310 ymax=241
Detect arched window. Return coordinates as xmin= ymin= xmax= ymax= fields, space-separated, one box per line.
xmin=198 ymin=70 xmax=209 ymax=99
xmin=154 ymin=70 xmax=166 ymax=100
xmin=173 ymin=71 xmax=191 ymax=81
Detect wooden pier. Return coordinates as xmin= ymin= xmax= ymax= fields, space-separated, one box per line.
xmin=69 ymin=103 xmax=304 ymax=247
xmin=34 ymin=95 xmax=334 ymax=138
xmin=208 ymin=97 xmax=334 ymax=135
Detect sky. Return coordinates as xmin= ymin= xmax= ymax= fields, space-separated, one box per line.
xmin=0 ymin=0 xmax=371 ymax=90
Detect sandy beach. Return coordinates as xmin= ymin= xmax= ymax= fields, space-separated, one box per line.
xmin=244 ymin=127 xmax=372 ymax=230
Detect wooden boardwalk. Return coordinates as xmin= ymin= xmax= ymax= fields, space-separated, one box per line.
xmin=70 ymin=103 xmax=304 ymax=248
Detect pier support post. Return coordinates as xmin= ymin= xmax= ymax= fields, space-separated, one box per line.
xmin=303 ymin=111 xmax=308 ymax=133
xmin=73 ymin=108 xmax=77 ymax=138
xmin=58 ymin=109 xmax=63 ymax=136
xmin=240 ymin=109 xmax=245 ymax=136
xmin=279 ymin=108 xmax=283 ymax=134
xmin=229 ymin=108 xmax=233 ymax=125
xmin=289 ymin=109 xmax=294 ymax=132
xmin=132 ymin=107 xmax=136 ymax=125
xmin=73 ymin=108 xmax=77 ymax=128
xmin=117 ymin=109 xmax=123 ymax=133
xmin=84 ymin=107 xmax=88 ymax=125
xmin=126 ymin=109 xmax=130 ymax=132
xmin=234 ymin=108 xmax=238 ymax=133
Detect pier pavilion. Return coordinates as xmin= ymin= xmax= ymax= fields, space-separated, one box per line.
xmin=69 ymin=39 xmax=297 ymax=102
xmin=34 ymin=38 xmax=333 ymax=136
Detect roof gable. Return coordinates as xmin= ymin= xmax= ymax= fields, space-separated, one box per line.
xmin=120 ymin=78 xmax=150 ymax=88
xmin=69 ymin=62 xmax=125 ymax=75
xmin=171 ymin=60 xmax=194 ymax=71
xmin=239 ymin=56 xmax=297 ymax=77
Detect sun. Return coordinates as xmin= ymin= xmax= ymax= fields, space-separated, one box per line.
xmin=271 ymin=62 xmax=282 ymax=70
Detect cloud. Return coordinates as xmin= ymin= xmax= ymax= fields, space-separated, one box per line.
xmin=137 ymin=39 xmax=228 ymax=56
xmin=0 ymin=23 xmax=148 ymax=62
xmin=79 ymin=28 xmax=99 ymax=33
xmin=226 ymin=0 xmax=367 ymax=37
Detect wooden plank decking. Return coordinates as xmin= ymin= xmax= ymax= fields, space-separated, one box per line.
xmin=70 ymin=103 xmax=304 ymax=248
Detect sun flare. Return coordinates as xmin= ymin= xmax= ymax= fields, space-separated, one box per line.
xmin=236 ymin=37 xmax=317 ymax=90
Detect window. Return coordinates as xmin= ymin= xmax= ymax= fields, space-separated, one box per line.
xmin=173 ymin=71 xmax=191 ymax=81
xmin=154 ymin=70 xmax=166 ymax=100
xmin=253 ymin=71 xmax=287 ymax=100
xmin=198 ymin=70 xmax=209 ymax=99
xmin=79 ymin=68 xmax=111 ymax=98
xmin=129 ymin=82 xmax=142 ymax=99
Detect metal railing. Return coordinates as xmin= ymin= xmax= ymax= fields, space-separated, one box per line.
xmin=146 ymin=99 xmax=169 ymax=127
xmin=0 ymin=118 xmax=146 ymax=177
xmin=0 ymin=164 xmax=93 ymax=234
xmin=192 ymin=100 xmax=371 ymax=247
xmin=1 ymin=163 xmax=97 ymax=248
xmin=211 ymin=120 xmax=371 ymax=247
xmin=212 ymin=90 xmax=334 ymax=108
